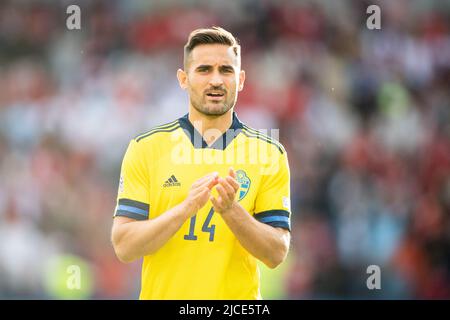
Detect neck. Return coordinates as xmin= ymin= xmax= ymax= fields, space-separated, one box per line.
xmin=188 ymin=106 xmax=234 ymax=145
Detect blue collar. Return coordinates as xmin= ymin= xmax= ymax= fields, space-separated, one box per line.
xmin=178 ymin=111 xmax=244 ymax=150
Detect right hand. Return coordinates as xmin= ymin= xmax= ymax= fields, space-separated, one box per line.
xmin=183 ymin=172 xmax=219 ymax=217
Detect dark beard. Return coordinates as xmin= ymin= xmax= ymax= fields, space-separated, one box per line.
xmin=190 ymin=99 xmax=233 ymax=116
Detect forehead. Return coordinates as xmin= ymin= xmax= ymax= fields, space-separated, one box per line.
xmin=188 ymin=44 xmax=238 ymax=68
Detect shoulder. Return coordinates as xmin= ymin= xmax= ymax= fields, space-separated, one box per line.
xmin=133 ymin=119 xmax=181 ymax=143
xmin=239 ymin=123 xmax=287 ymax=156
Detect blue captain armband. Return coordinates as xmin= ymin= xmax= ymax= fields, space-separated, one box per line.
xmin=254 ymin=210 xmax=291 ymax=231
xmin=115 ymin=198 xmax=149 ymax=220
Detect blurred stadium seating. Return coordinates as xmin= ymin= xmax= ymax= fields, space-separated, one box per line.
xmin=0 ymin=0 xmax=449 ymax=299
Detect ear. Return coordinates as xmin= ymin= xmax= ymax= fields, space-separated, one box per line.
xmin=177 ymin=69 xmax=188 ymax=90
xmin=238 ymin=70 xmax=246 ymax=92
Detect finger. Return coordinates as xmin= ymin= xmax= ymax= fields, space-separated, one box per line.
xmin=192 ymin=174 xmax=214 ymax=187
xmin=193 ymin=187 xmax=211 ymax=207
xmin=192 ymin=179 xmax=216 ymax=196
xmin=193 ymin=175 xmax=219 ymax=191
xmin=206 ymin=177 xmax=219 ymax=189
xmin=192 ymin=177 xmax=212 ymax=190
xmin=197 ymin=175 xmax=219 ymax=190
xmin=210 ymin=195 xmax=220 ymax=209
xmin=192 ymin=172 xmax=219 ymax=187
xmin=229 ymin=167 xmax=236 ymax=179
xmin=225 ymin=176 xmax=240 ymax=192
xmin=218 ymin=178 xmax=236 ymax=198
xmin=199 ymin=187 xmax=211 ymax=200
xmin=193 ymin=186 xmax=210 ymax=198
xmin=216 ymin=183 xmax=234 ymax=203
xmin=208 ymin=171 xmax=219 ymax=180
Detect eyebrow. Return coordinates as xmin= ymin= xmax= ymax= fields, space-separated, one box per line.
xmin=195 ymin=65 xmax=211 ymax=71
xmin=220 ymin=65 xmax=235 ymax=72
xmin=195 ymin=64 xmax=235 ymax=72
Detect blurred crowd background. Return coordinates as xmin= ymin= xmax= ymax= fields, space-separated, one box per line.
xmin=1 ymin=0 xmax=449 ymax=299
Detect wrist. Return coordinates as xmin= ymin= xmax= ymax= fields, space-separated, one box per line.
xmin=220 ymin=201 xmax=239 ymax=216
xmin=180 ymin=200 xmax=197 ymax=218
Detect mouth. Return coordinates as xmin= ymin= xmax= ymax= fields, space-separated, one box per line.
xmin=205 ymin=91 xmax=225 ymax=99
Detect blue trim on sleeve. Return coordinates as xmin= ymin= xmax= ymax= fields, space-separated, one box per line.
xmin=118 ymin=198 xmax=149 ymax=211
xmin=114 ymin=211 xmax=148 ymax=221
xmin=117 ymin=204 xmax=148 ymax=216
xmin=254 ymin=209 xmax=291 ymax=231
xmin=258 ymin=216 xmax=290 ymax=224
xmin=114 ymin=198 xmax=150 ymax=220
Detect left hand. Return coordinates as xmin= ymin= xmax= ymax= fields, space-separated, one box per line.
xmin=210 ymin=168 xmax=240 ymax=214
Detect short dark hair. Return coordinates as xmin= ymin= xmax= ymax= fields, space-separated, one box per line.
xmin=183 ymin=26 xmax=240 ymax=69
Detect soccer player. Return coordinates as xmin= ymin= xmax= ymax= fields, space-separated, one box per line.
xmin=111 ymin=27 xmax=291 ymax=299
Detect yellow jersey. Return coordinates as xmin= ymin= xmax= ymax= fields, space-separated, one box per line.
xmin=114 ymin=112 xmax=291 ymax=299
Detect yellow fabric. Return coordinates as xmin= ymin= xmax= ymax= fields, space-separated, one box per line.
xmin=114 ymin=113 xmax=291 ymax=299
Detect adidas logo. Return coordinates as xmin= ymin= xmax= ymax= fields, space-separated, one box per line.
xmin=163 ymin=175 xmax=181 ymax=187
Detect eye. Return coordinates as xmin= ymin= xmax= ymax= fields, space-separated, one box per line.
xmin=196 ymin=66 xmax=211 ymax=73
xmin=221 ymin=67 xmax=234 ymax=74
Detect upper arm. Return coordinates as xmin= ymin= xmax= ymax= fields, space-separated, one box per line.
xmin=276 ymin=227 xmax=291 ymax=245
xmin=112 ymin=216 xmax=136 ymax=228
xmin=111 ymin=216 xmax=136 ymax=242
xmin=113 ymin=139 xmax=151 ymax=221
xmin=254 ymin=150 xmax=292 ymax=232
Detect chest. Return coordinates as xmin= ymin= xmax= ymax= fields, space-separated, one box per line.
xmin=148 ymin=147 xmax=262 ymax=217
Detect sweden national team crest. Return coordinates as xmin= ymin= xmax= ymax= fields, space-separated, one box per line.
xmin=236 ymin=170 xmax=251 ymax=201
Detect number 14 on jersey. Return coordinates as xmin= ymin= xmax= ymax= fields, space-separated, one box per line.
xmin=184 ymin=208 xmax=215 ymax=242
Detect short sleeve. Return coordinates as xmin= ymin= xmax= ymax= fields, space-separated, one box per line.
xmin=114 ymin=139 xmax=150 ymax=220
xmin=254 ymin=151 xmax=291 ymax=231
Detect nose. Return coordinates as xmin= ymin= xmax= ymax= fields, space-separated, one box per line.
xmin=209 ymin=70 xmax=224 ymax=87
